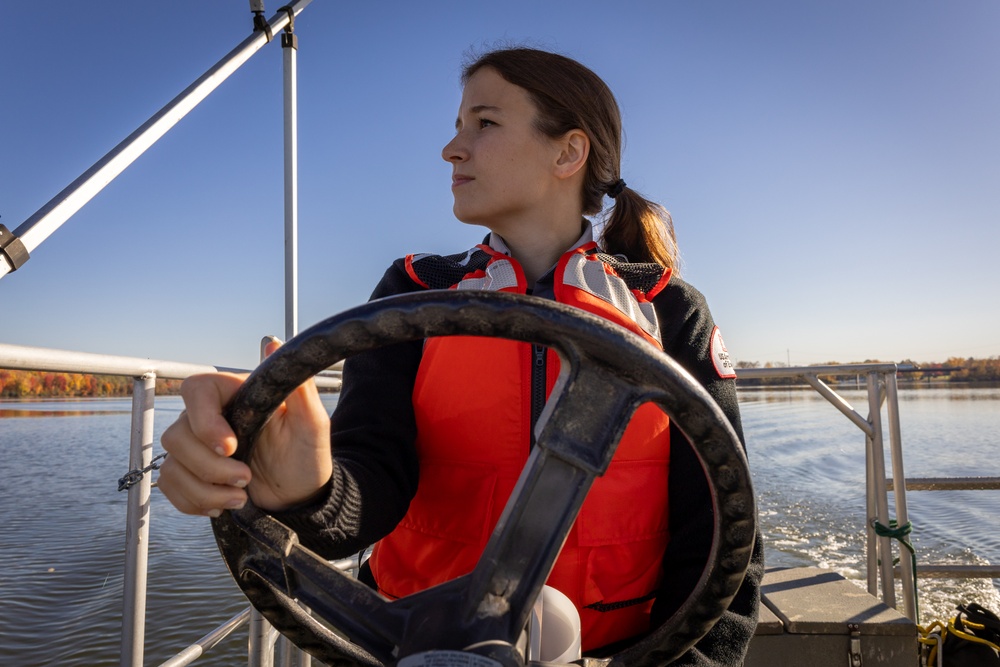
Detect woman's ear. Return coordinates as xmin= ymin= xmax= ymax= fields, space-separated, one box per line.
xmin=554 ymin=129 xmax=590 ymax=180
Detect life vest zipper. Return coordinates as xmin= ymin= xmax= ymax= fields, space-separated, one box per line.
xmin=530 ymin=343 xmax=546 ymax=448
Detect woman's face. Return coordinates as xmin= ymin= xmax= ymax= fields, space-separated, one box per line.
xmin=442 ymin=67 xmax=564 ymax=233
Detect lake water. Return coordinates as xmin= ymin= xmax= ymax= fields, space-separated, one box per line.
xmin=1 ymin=386 xmax=998 ymax=666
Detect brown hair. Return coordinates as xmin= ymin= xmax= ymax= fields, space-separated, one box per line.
xmin=462 ymin=48 xmax=679 ymax=269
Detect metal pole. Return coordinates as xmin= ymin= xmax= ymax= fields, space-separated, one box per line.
xmin=158 ymin=607 xmax=251 ymax=667
xmin=120 ymin=374 xmax=157 ymax=667
xmin=865 ymin=432 xmax=878 ymax=596
xmin=866 ymin=372 xmax=896 ymax=608
xmin=884 ymin=371 xmax=916 ymax=620
xmin=250 ymin=334 xmax=278 ymax=667
xmin=282 ymin=17 xmax=299 ymax=341
xmin=273 ymin=22 xmax=310 ymax=666
xmin=0 ymin=341 xmax=339 ymax=390
xmin=0 ymin=0 xmax=313 ymax=280
xmin=248 ymin=611 xmax=277 ymax=667
xmin=802 ymin=374 xmax=874 ymax=437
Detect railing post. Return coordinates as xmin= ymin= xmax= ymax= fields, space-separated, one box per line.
xmin=248 ymin=611 xmax=278 ymax=667
xmin=865 ymin=431 xmax=878 ymax=597
xmin=884 ymin=370 xmax=916 ymax=620
xmin=866 ymin=372 xmax=896 ymax=608
xmin=120 ymin=373 xmax=157 ymax=667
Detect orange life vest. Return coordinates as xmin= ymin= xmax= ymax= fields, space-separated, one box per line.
xmin=370 ymin=242 xmax=673 ymax=650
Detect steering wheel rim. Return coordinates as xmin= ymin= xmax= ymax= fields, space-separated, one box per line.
xmin=211 ymin=289 xmax=756 ymax=667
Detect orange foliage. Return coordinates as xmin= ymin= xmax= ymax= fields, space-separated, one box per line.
xmin=0 ymin=370 xmax=183 ymax=397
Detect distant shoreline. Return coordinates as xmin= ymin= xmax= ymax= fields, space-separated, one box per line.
xmin=2 ymin=359 xmax=998 ymax=398
xmin=737 ymin=380 xmax=1000 ymax=391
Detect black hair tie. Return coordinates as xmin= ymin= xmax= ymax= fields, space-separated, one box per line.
xmin=607 ymin=178 xmax=627 ymax=199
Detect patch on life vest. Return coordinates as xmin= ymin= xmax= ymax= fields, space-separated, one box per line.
xmin=710 ymin=326 xmax=737 ymax=379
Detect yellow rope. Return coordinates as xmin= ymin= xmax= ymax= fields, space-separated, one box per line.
xmin=918 ymin=622 xmax=944 ymax=666
xmin=918 ymin=615 xmax=1000 ymax=666
xmin=947 ymin=616 xmax=1000 ymax=651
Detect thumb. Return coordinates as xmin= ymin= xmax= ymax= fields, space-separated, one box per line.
xmin=260 ymin=335 xmax=325 ymax=421
xmin=261 ymin=335 xmax=283 ymax=360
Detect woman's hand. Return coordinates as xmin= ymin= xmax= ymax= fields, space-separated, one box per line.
xmin=158 ymin=353 xmax=332 ymax=516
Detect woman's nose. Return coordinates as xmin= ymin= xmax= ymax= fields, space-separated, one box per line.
xmin=441 ymin=133 xmax=467 ymax=163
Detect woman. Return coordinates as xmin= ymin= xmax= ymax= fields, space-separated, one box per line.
xmin=159 ymin=47 xmax=762 ymax=664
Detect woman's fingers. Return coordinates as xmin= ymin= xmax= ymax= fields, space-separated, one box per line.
xmin=247 ymin=380 xmax=332 ymax=510
xmin=246 ymin=338 xmax=334 ymax=510
xmin=157 ymin=373 xmax=252 ymax=516
xmin=158 ymin=366 xmax=333 ymax=516
xmin=157 ymin=444 xmax=248 ymax=517
xmin=179 ymin=372 xmax=246 ymax=457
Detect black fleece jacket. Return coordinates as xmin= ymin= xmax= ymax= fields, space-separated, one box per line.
xmin=275 ymin=256 xmax=764 ymax=667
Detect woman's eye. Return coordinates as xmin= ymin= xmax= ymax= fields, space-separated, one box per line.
xmin=478 ymin=118 xmax=496 ymax=129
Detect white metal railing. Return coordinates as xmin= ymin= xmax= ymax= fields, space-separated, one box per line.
xmin=736 ymin=363 xmax=999 ymax=621
xmin=0 ymin=342 xmax=340 ymax=666
xmin=158 ymin=608 xmax=252 ymax=667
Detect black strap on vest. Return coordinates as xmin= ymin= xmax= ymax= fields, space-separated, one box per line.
xmin=409 ymin=248 xmax=496 ymax=289
xmin=584 ymin=591 xmax=657 ymax=612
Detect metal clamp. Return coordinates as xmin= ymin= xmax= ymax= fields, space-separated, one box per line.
xmin=278 ymin=4 xmax=297 ymax=49
xmin=848 ymin=623 xmax=863 ymax=667
xmin=0 ymin=224 xmax=29 ymax=271
xmin=251 ymin=2 xmax=273 ymax=42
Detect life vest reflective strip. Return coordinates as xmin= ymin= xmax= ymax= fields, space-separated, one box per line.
xmin=455 ymin=256 xmax=521 ymax=292
xmin=555 ymin=244 xmax=670 ymax=349
xmin=370 ymin=243 xmax=672 ymax=651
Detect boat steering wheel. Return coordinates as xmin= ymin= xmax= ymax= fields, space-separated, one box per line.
xmin=211 ymin=290 xmax=756 ymax=667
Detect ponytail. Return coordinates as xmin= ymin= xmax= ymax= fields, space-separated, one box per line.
xmin=600 ymin=185 xmax=679 ymax=270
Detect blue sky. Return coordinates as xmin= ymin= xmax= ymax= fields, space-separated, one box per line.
xmin=2 ymin=1 xmax=998 ymax=371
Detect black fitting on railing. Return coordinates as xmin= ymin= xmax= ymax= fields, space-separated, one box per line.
xmin=0 ymin=224 xmax=29 ymax=271
xmin=278 ymin=5 xmax=295 ymax=32
xmin=250 ymin=0 xmax=273 ymax=42
xmin=278 ymin=5 xmax=297 ymax=49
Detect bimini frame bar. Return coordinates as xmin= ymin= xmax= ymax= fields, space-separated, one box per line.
xmin=0 ymin=0 xmax=312 ymax=280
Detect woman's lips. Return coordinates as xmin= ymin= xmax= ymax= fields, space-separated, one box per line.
xmin=452 ymin=175 xmax=474 ymax=187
